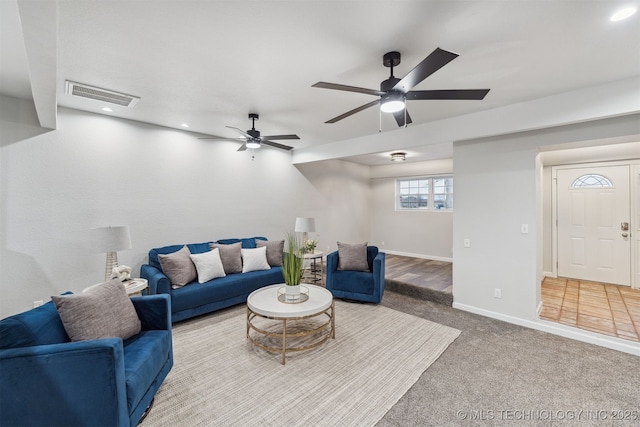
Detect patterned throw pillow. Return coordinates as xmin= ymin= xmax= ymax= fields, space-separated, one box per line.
xmin=337 ymin=241 xmax=369 ymax=271
xmin=51 ymin=279 xmax=141 ymax=341
xmin=241 ymin=246 xmax=272 ymax=273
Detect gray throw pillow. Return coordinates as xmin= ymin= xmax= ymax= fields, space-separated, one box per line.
xmin=256 ymin=239 xmax=284 ymax=266
xmin=209 ymin=242 xmax=243 ymax=274
xmin=51 ymin=279 xmax=141 ymax=342
xmin=158 ymin=245 xmax=197 ymax=288
xmin=337 ymin=241 xmax=369 ymax=271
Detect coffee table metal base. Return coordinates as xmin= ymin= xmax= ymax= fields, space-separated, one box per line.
xmin=246 ymin=301 xmax=335 ymax=365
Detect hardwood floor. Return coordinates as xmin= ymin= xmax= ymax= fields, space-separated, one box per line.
xmin=540 ymin=277 xmax=640 ymax=342
xmin=385 ymin=254 xmax=452 ymax=293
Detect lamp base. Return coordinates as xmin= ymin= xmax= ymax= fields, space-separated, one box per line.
xmin=105 ymin=251 xmax=118 ymax=281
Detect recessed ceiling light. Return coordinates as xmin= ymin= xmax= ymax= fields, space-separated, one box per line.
xmin=180 ymin=123 xmax=190 ymax=128
xmin=610 ymin=7 xmax=637 ymax=21
xmin=101 ymin=107 xmax=113 ymax=112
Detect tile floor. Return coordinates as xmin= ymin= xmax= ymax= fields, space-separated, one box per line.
xmin=540 ymin=277 xmax=640 ymax=342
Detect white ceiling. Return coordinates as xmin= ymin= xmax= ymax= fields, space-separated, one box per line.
xmin=2 ymin=0 xmax=639 ymax=165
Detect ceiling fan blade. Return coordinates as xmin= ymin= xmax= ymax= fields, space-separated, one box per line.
xmin=406 ymin=89 xmax=490 ymax=100
xmin=392 ymin=109 xmax=413 ymax=127
xmin=262 ymin=140 xmax=294 ymax=151
xmin=325 ymin=99 xmax=380 ymax=124
xmin=261 ymin=134 xmax=300 ymax=140
xmin=237 ymin=143 xmax=248 ymax=152
xmin=226 ymin=126 xmax=251 ymax=138
xmin=312 ymin=82 xmax=384 ymax=97
xmin=393 ymin=48 xmax=459 ymax=92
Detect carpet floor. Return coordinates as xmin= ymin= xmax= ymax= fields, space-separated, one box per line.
xmin=143 ymin=299 xmax=460 ymax=427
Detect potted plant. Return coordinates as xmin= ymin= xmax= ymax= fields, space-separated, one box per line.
xmin=282 ymin=231 xmax=304 ymax=300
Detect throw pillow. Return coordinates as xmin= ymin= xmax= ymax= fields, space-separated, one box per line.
xmin=256 ymin=239 xmax=284 ymax=266
xmin=241 ymin=246 xmax=271 ymax=273
xmin=190 ymin=248 xmax=226 ymax=283
xmin=209 ymin=242 xmax=243 ymax=274
xmin=51 ymin=279 xmax=141 ymax=342
xmin=337 ymin=241 xmax=369 ymax=271
xmin=158 ymin=245 xmax=197 ymax=289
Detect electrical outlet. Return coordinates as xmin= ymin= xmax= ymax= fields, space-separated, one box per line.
xmin=463 ymin=238 xmax=471 ymax=248
xmin=381 ymin=241 xmax=385 ymax=246
xmin=33 ymin=300 xmax=43 ymax=308
xmin=494 ymin=288 xmax=502 ymax=299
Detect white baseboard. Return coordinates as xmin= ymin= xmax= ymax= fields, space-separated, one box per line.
xmin=382 ymin=249 xmax=452 ymax=263
xmin=542 ymin=271 xmax=555 ymax=278
xmin=452 ymin=302 xmax=640 ymax=356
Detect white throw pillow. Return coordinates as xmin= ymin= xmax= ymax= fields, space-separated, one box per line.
xmin=190 ymin=248 xmax=226 ymax=283
xmin=241 ymin=246 xmax=271 ymax=273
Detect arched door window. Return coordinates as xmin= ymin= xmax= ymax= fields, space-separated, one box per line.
xmin=571 ymin=174 xmax=613 ymax=188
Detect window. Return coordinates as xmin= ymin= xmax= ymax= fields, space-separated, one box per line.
xmin=396 ymin=176 xmax=453 ymax=210
xmin=571 ymin=174 xmax=613 ymax=188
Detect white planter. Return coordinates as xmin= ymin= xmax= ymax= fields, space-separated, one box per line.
xmin=285 ymin=284 xmax=301 ymax=301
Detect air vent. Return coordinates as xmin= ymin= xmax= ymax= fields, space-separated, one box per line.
xmin=65 ymin=81 xmax=140 ymax=108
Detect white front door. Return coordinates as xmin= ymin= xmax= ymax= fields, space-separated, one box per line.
xmin=557 ymin=165 xmax=631 ymax=286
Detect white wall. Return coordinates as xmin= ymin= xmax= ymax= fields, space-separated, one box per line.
xmin=453 ymin=114 xmax=640 ymax=322
xmin=369 ymin=159 xmax=454 ymax=259
xmin=0 ymin=97 xmax=371 ymax=317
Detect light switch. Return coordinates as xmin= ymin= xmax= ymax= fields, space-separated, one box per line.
xmin=521 ymin=224 xmax=529 ymax=234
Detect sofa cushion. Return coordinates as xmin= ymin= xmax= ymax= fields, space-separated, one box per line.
xmin=256 ymin=239 xmax=284 ymax=266
xmin=241 ymin=246 xmax=271 ymax=273
xmin=337 ymin=241 xmax=370 ymax=271
xmin=215 ymin=237 xmax=267 ymax=249
xmin=0 ymin=298 xmax=70 ymax=349
xmin=190 ymin=248 xmax=226 ymax=283
xmin=158 ymin=245 xmax=197 ymax=288
xmin=210 ymin=242 xmax=242 ymax=274
xmin=123 ymin=329 xmax=172 ymax=413
xmin=51 ymin=280 xmax=141 ymax=342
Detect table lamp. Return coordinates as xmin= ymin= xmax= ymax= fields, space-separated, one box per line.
xmin=92 ymin=225 xmax=132 ymax=281
xmin=294 ymin=217 xmax=316 ymax=243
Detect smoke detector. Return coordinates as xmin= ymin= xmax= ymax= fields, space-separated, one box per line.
xmin=65 ymin=81 xmax=140 ymax=108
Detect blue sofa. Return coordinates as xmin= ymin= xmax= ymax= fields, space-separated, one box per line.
xmin=326 ymin=246 xmax=386 ymax=303
xmin=0 ymin=294 xmax=172 ymax=427
xmin=141 ymin=237 xmax=285 ymax=322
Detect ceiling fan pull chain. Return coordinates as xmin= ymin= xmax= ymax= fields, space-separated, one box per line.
xmin=379 ymin=107 xmax=382 ymax=133
xmin=404 ymin=99 xmax=407 ymax=128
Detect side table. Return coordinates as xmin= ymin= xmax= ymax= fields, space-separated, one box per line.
xmin=302 ymin=251 xmax=324 ymax=286
xmin=83 ymin=278 xmax=148 ymax=297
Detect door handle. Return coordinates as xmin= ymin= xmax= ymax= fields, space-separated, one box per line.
xmin=621 ymin=222 xmax=629 ymax=231
xmin=622 ymin=233 xmax=629 ymax=238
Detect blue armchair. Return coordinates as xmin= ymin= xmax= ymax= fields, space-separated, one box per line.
xmin=326 ymin=246 xmax=386 ymax=303
xmin=0 ymin=294 xmax=173 ymax=427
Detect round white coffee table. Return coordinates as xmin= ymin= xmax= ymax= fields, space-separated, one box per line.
xmin=246 ymin=284 xmax=335 ymax=365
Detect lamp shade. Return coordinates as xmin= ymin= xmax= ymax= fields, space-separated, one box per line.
xmin=92 ymin=226 xmax=132 ymax=253
xmin=294 ymin=217 xmax=316 ymax=233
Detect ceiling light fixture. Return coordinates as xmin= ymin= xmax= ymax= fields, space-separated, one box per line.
xmin=380 ymin=92 xmax=405 ymax=113
xmin=246 ymin=140 xmax=261 ymax=149
xmin=610 ymin=7 xmax=637 ymax=21
xmin=180 ymin=123 xmax=189 ymax=128
xmin=390 ymin=152 xmax=406 ymax=161
xmin=101 ymin=107 xmax=113 ymax=112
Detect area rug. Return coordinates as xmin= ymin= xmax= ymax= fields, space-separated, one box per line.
xmin=143 ymin=300 xmax=461 ymax=427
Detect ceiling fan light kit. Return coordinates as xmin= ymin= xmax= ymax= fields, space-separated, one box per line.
xmin=313 ymin=47 xmax=490 ymax=127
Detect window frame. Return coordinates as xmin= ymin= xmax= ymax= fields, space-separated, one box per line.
xmin=395 ymin=175 xmax=454 ymax=211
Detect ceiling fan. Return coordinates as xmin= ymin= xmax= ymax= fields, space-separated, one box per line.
xmin=198 ymin=113 xmax=300 ymax=151
xmin=313 ymin=47 xmax=490 ymax=127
